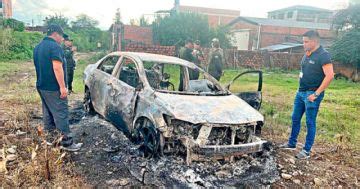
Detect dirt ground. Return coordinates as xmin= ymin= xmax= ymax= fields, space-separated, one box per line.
xmin=0 ymin=57 xmax=359 ymax=188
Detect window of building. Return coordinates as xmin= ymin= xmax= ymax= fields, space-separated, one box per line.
xmin=287 ymin=11 xmax=293 ymax=19
xmin=277 ymin=13 xmax=284 ymax=19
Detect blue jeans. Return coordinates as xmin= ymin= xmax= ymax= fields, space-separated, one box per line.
xmin=288 ymin=91 xmax=324 ymax=152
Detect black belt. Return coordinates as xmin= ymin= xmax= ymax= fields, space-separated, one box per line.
xmin=299 ymin=87 xmax=318 ymax=92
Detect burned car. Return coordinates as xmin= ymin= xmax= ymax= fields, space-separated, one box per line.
xmin=83 ymin=52 xmax=267 ymax=164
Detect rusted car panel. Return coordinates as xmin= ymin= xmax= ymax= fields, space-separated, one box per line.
xmin=83 ymin=52 xmax=266 ymax=163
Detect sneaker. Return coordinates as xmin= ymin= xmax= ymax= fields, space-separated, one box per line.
xmin=295 ymin=150 xmax=310 ymax=159
xmin=278 ymin=143 xmax=296 ymax=150
xmin=60 ymin=143 xmax=83 ymax=152
xmin=43 ymin=140 xmax=53 ymax=146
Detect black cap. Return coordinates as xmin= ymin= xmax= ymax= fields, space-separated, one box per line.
xmin=63 ymin=34 xmax=73 ymax=41
xmin=47 ymin=24 xmax=65 ymax=36
xmin=185 ymin=38 xmax=193 ymax=44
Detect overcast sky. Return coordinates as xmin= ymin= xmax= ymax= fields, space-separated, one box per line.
xmin=12 ymin=0 xmax=349 ymax=30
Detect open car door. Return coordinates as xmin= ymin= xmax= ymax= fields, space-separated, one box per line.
xmin=225 ymin=70 xmax=263 ymax=110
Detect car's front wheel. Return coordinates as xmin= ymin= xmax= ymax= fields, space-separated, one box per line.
xmin=133 ymin=118 xmax=160 ymax=158
xmin=84 ymin=87 xmax=95 ymax=115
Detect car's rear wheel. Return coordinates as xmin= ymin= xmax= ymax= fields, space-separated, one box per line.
xmin=133 ymin=118 xmax=160 ymax=158
xmin=84 ymin=87 xmax=95 ymax=115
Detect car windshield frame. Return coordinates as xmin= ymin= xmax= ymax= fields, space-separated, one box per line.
xmin=140 ymin=60 xmax=231 ymax=96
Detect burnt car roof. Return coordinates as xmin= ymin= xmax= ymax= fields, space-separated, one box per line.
xmin=108 ymin=51 xmax=198 ymax=69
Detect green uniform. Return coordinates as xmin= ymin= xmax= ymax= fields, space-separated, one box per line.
xmin=207 ymin=48 xmax=225 ymax=81
xmin=63 ymin=45 xmax=76 ymax=91
xmin=178 ymin=47 xmax=195 ymax=90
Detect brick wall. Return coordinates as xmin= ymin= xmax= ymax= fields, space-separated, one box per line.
xmin=231 ymin=20 xmax=335 ymax=49
xmin=207 ymin=15 xmax=238 ymax=27
xmin=125 ymin=44 xmax=176 ymax=56
xmin=124 ymin=25 xmax=153 ymax=45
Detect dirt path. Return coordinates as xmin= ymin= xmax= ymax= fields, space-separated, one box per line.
xmin=1 ymin=55 xmax=359 ymax=187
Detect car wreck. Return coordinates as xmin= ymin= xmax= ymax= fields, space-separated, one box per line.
xmin=83 ymin=52 xmax=267 ymax=164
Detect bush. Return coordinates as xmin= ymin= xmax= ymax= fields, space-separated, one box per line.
xmin=0 ymin=29 xmax=43 ymax=61
xmin=1 ymin=18 xmax=25 ymax=32
xmin=330 ymin=29 xmax=360 ymax=68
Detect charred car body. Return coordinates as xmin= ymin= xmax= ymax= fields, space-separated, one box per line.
xmin=83 ymin=52 xmax=267 ymax=164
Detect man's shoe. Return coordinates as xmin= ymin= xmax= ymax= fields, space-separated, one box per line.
xmin=44 ymin=140 xmax=53 ymax=146
xmin=278 ymin=143 xmax=296 ymax=150
xmin=295 ymin=150 xmax=310 ymax=159
xmin=60 ymin=143 xmax=83 ymax=152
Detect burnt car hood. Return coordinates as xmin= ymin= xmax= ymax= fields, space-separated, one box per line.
xmin=154 ymin=92 xmax=264 ymax=125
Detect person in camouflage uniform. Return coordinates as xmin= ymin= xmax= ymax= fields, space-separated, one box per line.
xmin=63 ymin=34 xmax=76 ymax=93
xmin=192 ymin=40 xmax=205 ymax=78
xmin=207 ymin=38 xmax=226 ymax=81
xmin=178 ymin=39 xmax=195 ymax=90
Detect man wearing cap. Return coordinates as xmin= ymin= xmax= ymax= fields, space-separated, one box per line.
xmin=62 ymin=34 xmax=76 ymax=94
xmin=207 ymin=38 xmax=226 ymax=81
xmin=279 ymin=30 xmax=334 ymax=159
xmin=33 ymin=24 xmax=82 ymax=151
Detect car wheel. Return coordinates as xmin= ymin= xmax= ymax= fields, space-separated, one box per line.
xmin=84 ymin=87 xmax=95 ymax=115
xmin=134 ymin=118 xmax=160 ymax=158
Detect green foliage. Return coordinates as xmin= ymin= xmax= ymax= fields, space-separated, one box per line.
xmin=44 ymin=14 xmax=70 ymax=29
xmin=0 ymin=18 xmax=25 ymax=31
xmin=331 ymin=4 xmax=360 ymax=67
xmin=68 ymin=14 xmax=109 ymax=52
xmin=0 ymin=29 xmax=43 ymax=61
xmin=332 ymin=4 xmax=360 ymax=31
xmin=330 ymin=29 xmax=360 ymax=68
xmin=152 ymin=12 xmax=231 ymax=48
xmin=65 ymin=29 xmax=110 ymax=52
xmin=71 ymin=14 xmax=99 ymax=31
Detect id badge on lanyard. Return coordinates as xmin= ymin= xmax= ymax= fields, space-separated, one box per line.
xmin=300 ymin=56 xmax=306 ymax=79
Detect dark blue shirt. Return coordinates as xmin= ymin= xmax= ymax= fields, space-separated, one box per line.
xmin=299 ymin=46 xmax=331 ymax=91
xmin=33 ymin=37 xmax=67 ymax=91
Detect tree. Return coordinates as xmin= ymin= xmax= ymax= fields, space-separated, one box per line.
xmin=152 ymin=12 xmax=231 ymax=48
xmin=43 ymin=14 xmax=69 ymax=28
xmin=332 ymin=4 xmax=360 ymax=32
xmin=71 ymin=14 xmax=99 ymax=31
xmin=114 ymin=8 xmax=122 ymax=24
xmin=330 ymin=4 xmax=360 ymax=68
xmin=139 ymin=16 xmax=151 ymax=27
xmin=1 ymin=18 xmax=25 ymax=31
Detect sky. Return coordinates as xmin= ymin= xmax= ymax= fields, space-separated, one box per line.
xmin=12 ymin=0 xmax=349 ymax=30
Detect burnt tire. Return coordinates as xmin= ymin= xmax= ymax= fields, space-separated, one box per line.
xmin=133 ymin=118 xmax=160 ymax=158
xmin=84 ymin=88 xmax=95 ymax=115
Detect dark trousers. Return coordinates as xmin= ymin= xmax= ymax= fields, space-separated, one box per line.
xmin=288 ymin=91 xmax=324 ymax=152
xmin=67 ymin=68 xmax=74 ymax=91
xmin=37 ymin=89 xmax=72 ymax=146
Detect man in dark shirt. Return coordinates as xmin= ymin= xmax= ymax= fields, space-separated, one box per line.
xmin=33 ymin=24 xmax=82 ymax=151
xmin=62 ymin=34 xmax=76 ymax=93
xmin=279 ymin=30 xmax=334 ymax=159
xmin=178 ymin=39 xmax=195 ymax=90
xmin=192 ymin=40 xmax=205 ymax=78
